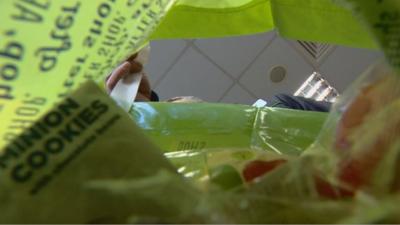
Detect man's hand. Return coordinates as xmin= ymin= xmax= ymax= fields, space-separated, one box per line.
xmin=106 ymin=54 xmax=152 ymax=101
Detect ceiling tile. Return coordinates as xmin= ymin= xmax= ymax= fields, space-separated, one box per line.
xmin=155 ymin=47 xmax=233 ymax=102
xmin=220 ymin=85 xmax=257 ymax=105
xmin=319 ymin=46 xmax=383 ymax=92
xmin=145 ymin=39 xmax=188 ymax=86
xmin=194 ymin=31 xmax=276 ymax=78
xmin=239 ymin=37 xmax=314 ymax=101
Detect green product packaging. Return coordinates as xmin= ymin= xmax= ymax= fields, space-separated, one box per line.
xmin=1 ymin=0 xmax=400 ymax=223
xmin=0 ymin=81 xmax=194 ymax=223
xmin=0 ymin=0 xmax=175 ymax=150
xmin=129 ymin=102 xmax=327 ymax=155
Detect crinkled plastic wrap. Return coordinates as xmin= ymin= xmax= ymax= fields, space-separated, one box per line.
xmin=243 ymin=61 xmax=400 ymax=223
xmin=124 ymin=65 xmax=400 ymax=223
xmin=0 ymin=0 xmax=176 ymax=150
xmin=129 ymin=102 xmax=327 ymax=155
xmin=195 ymin=62 xmax=400 ymax=223
xmin=309 ymin=62 xmax=400 ymax=194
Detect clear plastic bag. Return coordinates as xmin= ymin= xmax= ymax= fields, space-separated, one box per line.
xmin=146 ymin=62 xmax=400 ymax=223
xmin=308 ymin=61 xmax=400 ymax=195
xmin=226 ymin=61 xmax=400 ymax=223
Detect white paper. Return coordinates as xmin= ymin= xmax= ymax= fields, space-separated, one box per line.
xmin=253 ymin=99 xmax=268 ymax=108
xmin=110 ymin=74 xmax=143 ymax=111
xmin=110 ymin=45 xmax=150 ymax=111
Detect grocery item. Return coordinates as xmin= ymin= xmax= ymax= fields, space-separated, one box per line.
xmin=242 ymin=159 xmax=287 ymax=183
xmin=1 ymin=0 xmax=400 ymax=223
xmin=0 ymin=1 xmax=175 ymax=150
xmin=324 ymin=62 xmax=400 ymax=194
xmin=0 ymin=82 xmax=180 ymax=223
xmin=129 ymin=102 xmax=327 ymax=154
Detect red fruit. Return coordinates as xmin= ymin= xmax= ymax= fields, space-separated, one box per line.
xmin=242 ymin=160 xmax=354 ymax=199
xmin=338 ymin=159 xmax=367 ymax=190
xmin=314 ymin=176 xmax=354 ymax=199
xmin=243 ymin=159 xmax=287 ymax=182
xmin=334 ymin=76 xmax=400 ymax=192
xmin=338 ymin=135 xmax=390 ymax=190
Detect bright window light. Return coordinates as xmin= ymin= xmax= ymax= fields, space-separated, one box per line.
xmin=294 ymin=72 xmax=339 ymax=103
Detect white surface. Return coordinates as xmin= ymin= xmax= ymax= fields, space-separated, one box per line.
xmin=194 ymin=32 xmax=276 ymax=78
xmin=319 ymin=46 xmax=383 ymax=92
xmin=155 ymin=48 xmax=233 ymax=102
xmin=146 ymin=40 xmax=188 ymax=86
xmin=239 ymin=37 xmax=314 ymax=101
xmin=220 ymin=84 xmax=256 ymax=105
xmin=147 ymin=30 xmax=382 ymax=104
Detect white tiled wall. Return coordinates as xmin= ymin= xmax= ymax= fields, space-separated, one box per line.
xmin=146 ymin=31 xmax=383 ymax=105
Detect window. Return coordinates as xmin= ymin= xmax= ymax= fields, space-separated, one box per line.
xmin=294 ymin=72 xmax=339 ymax=103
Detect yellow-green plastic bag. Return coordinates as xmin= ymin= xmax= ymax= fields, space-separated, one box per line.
xmin=152 ymin=0 xmax=376 ymax=48
xmin=0 ymin=0 xmax=176 ymax=150
xmin=0 ymin=81 xmax=183 ymax=223
xmin=130 ymin=102 xmax=327 ymax=155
